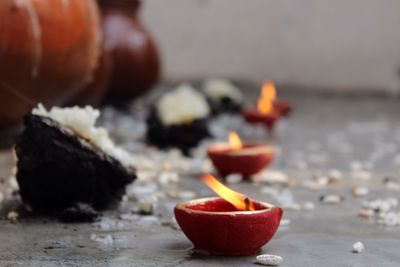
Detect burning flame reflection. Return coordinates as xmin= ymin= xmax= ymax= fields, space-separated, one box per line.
xmin=228 ymin=131 xmax=242 ymax=150
xmin=201 ymin=174 xmax=255 ymax=211
xmin=257 ymin=81 xmax=276 ymax=115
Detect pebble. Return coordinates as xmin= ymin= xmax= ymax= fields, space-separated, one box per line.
xmin=201 ymin=160 xmax=214 ymax=173
xmin=7 ymin=176 xmax=18 ymax=190
xmin=351 ymin=187 xmax=369 ymax=197
xmin=7 ymin=211 xmax=18 ymax=223
xmin=378 ymin=212 xmax=399 ymax=226
xmin=350 ymin=170 xmax=372 ymax=180
xmin=358 ymin=209 xmax=374 ymax=218
xmin=358 ymin=198 xmax=400 ymax=226
xmin=279 ymin=219 xmax=291 ymax=227
xmin=158 ymin=172 xmax=180 ymax=185
xmin=94 ymin=217 xmax=124 ymax=230
xmin=252 ymin=170 xmax=289 ymax=185
xmin=282 ymin=203 xmax=301 ymax=211
xmin=256 ymin=254 xmax=283 ymax=266
xmin=6 ymin=176 xmax=19 ymax=198
xmin=137 ymin=216 xmax=160 ymax=225
xmin=362 ymin=198 xmax=396 ymax=213
xmin=90 ymin=234 xmax=114 ymax=246
xmin=315 ymin=176 xmax=329 ymax=187
xmin=225 ymin=173 xmax=242 ymax=184
xmin=303 ymin=202 xmax=315 ymax=211
xmin=119 ymin=213 xmax=140 ymax=221
xmin=385 ymin=181 xmax=400 ymax=192
xmin=301 ymin=180 xmax=324 ymax=191
xmin=352 ymin=241 xmax=365 ymax=254
xmin=138 ymin=201 xmax=154 ymax=215
xmin=350 ymin=161 xmax=363 ymax=171
xmin=320 ymin=194 xmax=344 ymax=204
xmin=127 ymin=183 xmax=158 ymax=197
xmin=136 ymin=170 xmax=157 ymax=182
xmin=328 ymin=169 xmax=343 ymax=182
xmin=177 ymin=191 xmax=196 ymax=199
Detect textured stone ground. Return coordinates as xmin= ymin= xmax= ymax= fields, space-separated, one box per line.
xmin=0 ymin=89 xmax=400 ymax=266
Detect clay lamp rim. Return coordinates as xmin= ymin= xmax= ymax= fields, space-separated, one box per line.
xmin=207 ymin=143 xmax=274 ymax=157
xmin=242 ymin=108 xmax=280 ymax=118
xmin=175 ymin=196 xmax=276 ymax=216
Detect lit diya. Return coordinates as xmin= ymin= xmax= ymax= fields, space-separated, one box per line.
xmin=207 ymin=132 xmax=274 ymax=178
xmin=174 ymin=174 xmax=282 ymax=256
xmin=242 ymin=82 xmax=292 ymax=130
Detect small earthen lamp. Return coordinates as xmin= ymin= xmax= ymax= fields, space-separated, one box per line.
xmin=174 ymin=174 xmax=282 ymax=256
xmin=207 ymin=132 xmax=274 ymax=179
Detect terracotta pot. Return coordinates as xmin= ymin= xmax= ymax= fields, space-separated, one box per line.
xmin=98 ymin=0 xmax=160 ymax=101
xmin=69 ymin=47 xmax=113 ymax=106
xmin=208 ymin=144 xmax=275 ymax=178
xmin=174 ymin=197 xmax=282 ymax=256
xmin=0 ymin=0 xmax=102 ymax=127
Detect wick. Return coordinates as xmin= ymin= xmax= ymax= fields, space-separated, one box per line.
xmin=244 ymin=197 xmax=251 ymax=211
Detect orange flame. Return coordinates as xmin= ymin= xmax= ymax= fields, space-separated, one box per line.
xmin=228 ymin=131 xmax=242 ymax=150
xmin=201 ymin=174 xmax=255 ymax=211
xmin=257 ymin=81 xmax=277 ymax=115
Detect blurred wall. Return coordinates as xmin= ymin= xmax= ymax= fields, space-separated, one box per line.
xmin=142 ymin=0 xmax=400 ymax=92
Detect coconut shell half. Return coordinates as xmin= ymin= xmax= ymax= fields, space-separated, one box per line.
xmin=146 ymin=108 xmax=210 ymax=155
xmin=15 ymin=114 xmax=136 ymax=216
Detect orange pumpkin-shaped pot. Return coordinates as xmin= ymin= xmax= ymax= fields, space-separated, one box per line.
xmin=0 ymin=0 xmax=101 ymax=127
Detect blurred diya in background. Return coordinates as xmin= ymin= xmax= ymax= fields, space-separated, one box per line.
xmin=174 ymin=174 xmax=282 ymax=256
xmin=274 ymin=98 xmax=292 ymax=117
xmin=242 ymin=82 xmax=292 ymax=130
xmin=207 ymin=132 xmax=274 ymax=178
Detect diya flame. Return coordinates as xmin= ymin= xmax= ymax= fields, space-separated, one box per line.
xmin=257 ymin=82 xmax=276 ymax=115
xmin=228 ymin=131 xmax=242 ymax=151
xmin=201 ymin=174 xmax=255 ymax=211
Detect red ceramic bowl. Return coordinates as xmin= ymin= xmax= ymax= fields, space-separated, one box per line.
xmin=174 ymin=197 xmax=282 ymax=256
xmin=242 ymin=109 xmax=280 ymax=130
xmin=274 ymin=100 xmax=292 ymax=117
xmin=207 ymin=144 xmax=274 ymax=178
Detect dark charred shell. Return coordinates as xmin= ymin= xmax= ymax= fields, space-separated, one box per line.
xmin=206 ymin=96 xmax=242 ymax=116
xmin=15 ymin=114 xmax=137 ymax=216
xmin=146 ymin=108 xmax=210 ymax=155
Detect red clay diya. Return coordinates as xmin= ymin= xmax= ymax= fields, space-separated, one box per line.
xmin=242 ymin=82 xmax=291 ymax=129
xmin=242 ymin=108 xmax=280 ymax=130
xmin=207 ymin=132 xmax=274 ymax=178
xmin=274 ymin=100 xmax=292 ymax=117
xmin=174 ymin=175 xmax=282 ymax=256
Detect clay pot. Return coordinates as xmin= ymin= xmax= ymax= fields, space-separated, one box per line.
xmin=69 ymin=47 xmax=113 ymax=106
xmin=0 ymin=0 xmax=102 ymax=127
xmin=208 ymin=144 xmax=275 ymax=178
xmin=174 ymin=197 xmax=282 ymax=256
xmin=98 ymin=0 xmax=160 ymax=101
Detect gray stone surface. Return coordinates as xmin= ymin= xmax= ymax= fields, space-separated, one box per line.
xmin=1 ymin=92 xmax=400 ymax=266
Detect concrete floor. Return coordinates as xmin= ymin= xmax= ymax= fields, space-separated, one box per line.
xmin=0 ymin=92 xmax=400 ymax=266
